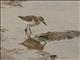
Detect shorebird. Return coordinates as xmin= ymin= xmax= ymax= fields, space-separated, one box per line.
xmin=18 ymin=15 xmax=47 ymax=37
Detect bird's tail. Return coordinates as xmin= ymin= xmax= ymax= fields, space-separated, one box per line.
xmin=18 ymin=16 xmax=24 ymax=20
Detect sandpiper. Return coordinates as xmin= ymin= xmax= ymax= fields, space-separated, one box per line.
xmin=18 ymin=15 xmax=47 ymax=37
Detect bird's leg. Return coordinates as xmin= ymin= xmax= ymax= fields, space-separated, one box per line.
xmin=25 ymin=25 xmax=28 ymax=32
xmin=29 ymin=26 xmax=32 ymax=37
xmin=25 ymin=25 xmax=29 ymax=37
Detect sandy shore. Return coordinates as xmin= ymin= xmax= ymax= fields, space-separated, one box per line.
xmin=1 ymin=1 xmax=80 ymax=60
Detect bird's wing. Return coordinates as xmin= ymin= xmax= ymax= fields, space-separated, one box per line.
xmin=23 ymin=16 xmax=33 ymax=22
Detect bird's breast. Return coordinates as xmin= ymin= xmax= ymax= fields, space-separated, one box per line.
xmin=23 ymin=20 xmax=41 ymax=27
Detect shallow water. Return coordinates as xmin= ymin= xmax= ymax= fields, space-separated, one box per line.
xmin=1 ymin=1 xmax=80 ymax=60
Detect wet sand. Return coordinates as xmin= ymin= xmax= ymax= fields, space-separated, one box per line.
xmin=1 ymin=1 xmax=80 ymax=60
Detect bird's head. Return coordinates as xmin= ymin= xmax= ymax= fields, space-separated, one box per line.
xmin=38 ymin=16 xmax=47 ymax=25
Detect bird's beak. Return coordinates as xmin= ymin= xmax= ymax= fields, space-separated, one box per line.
xmin=41 ymin=20 xmax=47 ymax=25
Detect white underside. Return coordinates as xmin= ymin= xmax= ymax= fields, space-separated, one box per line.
xmin=23 ymin=20 xmax=41 ymax=27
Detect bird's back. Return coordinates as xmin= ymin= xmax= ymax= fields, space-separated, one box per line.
xmin=18 ymin=15 xmax=41 ymax=26
xmin=19 ymin=15 xmax=40 ymax=22
xmin=18 ymin=16 xmax=32 ymax=22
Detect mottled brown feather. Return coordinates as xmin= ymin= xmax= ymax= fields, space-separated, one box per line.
xmin=19 ymin=15 xmax=39 ymax=23
xmin=23 ymin=16 xmax=33 ymax=22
